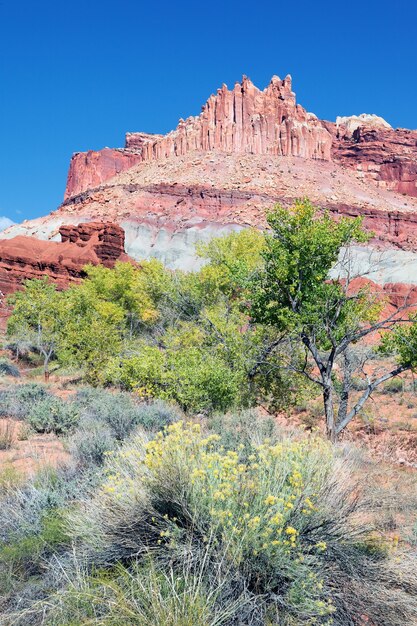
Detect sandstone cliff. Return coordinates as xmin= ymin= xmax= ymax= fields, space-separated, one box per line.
xmin=64 ymin=75 xmax=332 ymax=199
xmin=326 ymin=120 xmax=417 ymax=197
xmin=3 ymin=73 xmax=417 ymax=290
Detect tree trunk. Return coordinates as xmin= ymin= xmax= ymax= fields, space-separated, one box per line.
xmin=44 ymin=354 xmax=51 ymax=382
xmin=323 ymin=382 xmax=337 ymax=443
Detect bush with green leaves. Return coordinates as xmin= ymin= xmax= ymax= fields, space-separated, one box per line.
xmin=28 ymin=396 xmax=79 ymax=435
xmin=0 ymin=383 xmax=49 ymax=419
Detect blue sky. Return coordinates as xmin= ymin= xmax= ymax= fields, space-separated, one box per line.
xmin=1 ymin=0 xmax=416 ymax=222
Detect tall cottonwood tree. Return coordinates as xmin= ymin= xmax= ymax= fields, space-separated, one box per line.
xmin=7 ymin=278 xmax=63 ymax=381
xmin=251 ymin=200 xmax=417 ymax=441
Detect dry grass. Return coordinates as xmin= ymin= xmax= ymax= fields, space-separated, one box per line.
xmin=0 ymin=419 xmax=15 ymax=451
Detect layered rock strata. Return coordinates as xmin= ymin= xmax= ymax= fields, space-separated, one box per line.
xmin=327 ymin=120 xmax=417 ymax=197
xmin=2 ymin=74 xmax=417 ymax=295
xmin=0 ymin=222 xmax=128 ymax=295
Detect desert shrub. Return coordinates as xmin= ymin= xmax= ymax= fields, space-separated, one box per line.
xmin=28 ymin=396 xmax=79 ymax=435
xmin=0 ymin=507 xmax=69 ymax=598
xmin=208 ymin=408 xmax=278 ymax=452
xmin=64 ymin=422 xmax=417 ymax=626
xmin=0 ymin=383 xmax=50 ymax=419
xmin=382 ymin=377 xmax=404 ymax=394
xmin=73 ymin=387 xmax=179 ymax=441
xmin=0 ymin=358 xmax=20 ymax=378
xmin=0 ymin=465 xmax=100 ymax=543
xmin=0 ymin=418 xmax=15 ymax=450
xmin=350 ymin=375 xmax=368 ymax=391
xmin=133 ymin=399 xmax=182 ymax=432
xmin=68 ymin=417 xmax=116 ymax=467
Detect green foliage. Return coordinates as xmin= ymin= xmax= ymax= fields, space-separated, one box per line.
xmin=57 ymin=282 xmax=126 ymax=384
xmin=7 ymin=277 xmax=64 ymax=374
xmin=251 ymin=199 xmax=372 ymax=336
xmin=28 ymin=396 xmax=80 ymax=434
xmin=196 ymin=227 xmax=265 ymax=301
xmin=106 ymin=304 xmax=256 ymax=413
xmin=381 ymin=315 xmax=417 ymax=372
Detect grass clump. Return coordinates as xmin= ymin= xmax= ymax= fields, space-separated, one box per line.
xmin=48 ymin=559 xmax=236 ymax=626
xmin=382 ymin=377 xmax=404 ymax=395
xmin=0 ymin=419 xmax=15 ymax=450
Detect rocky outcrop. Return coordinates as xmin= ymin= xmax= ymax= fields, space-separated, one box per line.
xmin=0 ymin=222 xmax=128 ymax=295
xmin=65 ymin=149 xmax=143 ymax=200
xmin=336 ymin=114 xmax=392 ymax=134
xmin=126 ymin=75 xmax=332 ymax=162
xmin=64 ymin=75 xmax=332 ymax=200
xmin=326 ymin=121 xmax=417 ymax=197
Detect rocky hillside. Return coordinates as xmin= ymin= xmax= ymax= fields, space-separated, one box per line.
xmin=2 ymin=74 xmax=417 ymax=281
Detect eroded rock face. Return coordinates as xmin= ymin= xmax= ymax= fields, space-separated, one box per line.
xmin=336 ymin=114 xmax=392 ymax=134
xmin=326 ymin=121 xmax=417 ymax=197
xmin=126 ymin=75 xmax=332 ymax=162
xmin=65 ymin=148 xmax=143 ymax=200
xmin=64 ymin=75 xmax=332 ymax=200
xmin=0 ymin=222 xmax=128 ymax=295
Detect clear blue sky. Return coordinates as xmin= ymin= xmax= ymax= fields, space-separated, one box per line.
xmin=1 ymin=0 xmax=416 ymax=222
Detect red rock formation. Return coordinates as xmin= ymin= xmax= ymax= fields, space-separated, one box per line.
xmin=325 ymin=121 xmax=417 ymax=197
xmin=0 ymin=222 xmax=128 ymax=295
xmin=65 ymin=149 xmax=143 ymax=200
xmin=126 ymin=75 xmax=332 ymax=162
xmin=64 ymin=75 xmax=332 ymax=200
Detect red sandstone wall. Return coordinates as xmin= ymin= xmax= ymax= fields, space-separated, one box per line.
xmin=324 ymin=122 xmax=417 ymax=198
xmin=64 ymin=149 xmax=143 ymax=200
xmin=64 ymin=75 xmax=333 ymax=200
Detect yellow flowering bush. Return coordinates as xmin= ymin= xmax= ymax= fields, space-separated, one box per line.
xmin=90 ymin=422 xmax=335 ymax=622
xmin=67 ymin=420 xmax=417 ymax=626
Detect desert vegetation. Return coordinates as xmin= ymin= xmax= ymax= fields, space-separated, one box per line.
xmin=0 ymin=201 xmax=416 ymax=624
xmin=6 ymin=201 xmax=417 ymax=439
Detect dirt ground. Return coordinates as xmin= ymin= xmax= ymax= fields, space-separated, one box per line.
xmin=0 ymin=418 xmax=70 ymax=476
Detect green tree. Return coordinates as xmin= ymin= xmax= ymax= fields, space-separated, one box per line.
xmin=57 ymin=282 xmax=126 ymax=384
xmin=250 ymin=200 xmax=415 ymax=441
xmin=82 ymin=260 xmax=165 ymax=336
xmin=7 ymin=278 xmax=63 ymax=381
